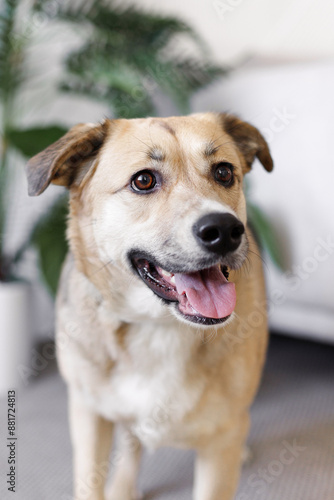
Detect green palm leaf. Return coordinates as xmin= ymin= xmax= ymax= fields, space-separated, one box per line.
xmin=7 ymin=125 xmax=68 ymax=157
xmin=0 ymin=0 xmax=23 ymax=101
xmin=30 ymin=195 xmax=69 ymax=296
xmin=247 ymin=202 xmax=284 ymax=270
xmin=35 ymin=0 xmax=224 ymax=118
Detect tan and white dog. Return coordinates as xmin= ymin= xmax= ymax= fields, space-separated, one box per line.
xmin=26 ymin=112 xmax=273 ymax=500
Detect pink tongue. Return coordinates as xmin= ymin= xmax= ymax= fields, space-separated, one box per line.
xmin=174 ymin=266 xmax=236 ymax=319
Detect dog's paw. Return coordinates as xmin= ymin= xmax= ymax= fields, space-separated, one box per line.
xmin=106 ymin=484 xmax=143 ymax=500
xmin=107 ymin=492 xmax=143 ymax=500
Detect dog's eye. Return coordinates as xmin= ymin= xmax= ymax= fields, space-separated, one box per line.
xmin=131 ymin=170 xmax=156 ymax=192
xmin=213 ymin=163 xmax=234 ymax=186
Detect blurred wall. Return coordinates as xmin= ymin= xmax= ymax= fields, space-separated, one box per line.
xmin=134 ymin=0 xmax=334 ymax=64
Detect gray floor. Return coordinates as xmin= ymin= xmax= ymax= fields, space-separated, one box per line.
xmin=1 ymin=335 xmax=334 ymax=500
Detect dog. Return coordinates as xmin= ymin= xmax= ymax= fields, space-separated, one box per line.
xmin=26 ymin=112 xmax=273 ymax=500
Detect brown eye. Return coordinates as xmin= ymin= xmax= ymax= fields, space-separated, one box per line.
xmin=131 ymin=170 xmax=156 ymax=192
xmin=214 ymin=162 xmax=234 ymax=186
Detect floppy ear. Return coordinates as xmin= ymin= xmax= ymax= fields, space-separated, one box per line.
xmin=222 ymin=113 xmax=273 ymax=173
xmin=25 ymin=120 xmax=111 ymax=196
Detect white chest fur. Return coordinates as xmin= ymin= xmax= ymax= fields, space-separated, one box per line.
xmin=74 ymin=320 xmax=229 ymax=449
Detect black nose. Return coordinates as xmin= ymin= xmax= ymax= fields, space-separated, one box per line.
xmin=193 ymin=213 xmax=245 ymax=255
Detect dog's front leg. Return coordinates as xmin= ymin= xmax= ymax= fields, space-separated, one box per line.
xmin=193 ymin=416 xmax=249 ymax=500
xmin=106 ymin=426 xmax=142 ymax=500
xmin=69 ymin=389 xmax=114 ymax=500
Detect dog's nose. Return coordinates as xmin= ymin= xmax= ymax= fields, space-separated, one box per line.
xmin=193 ymin=213 xmax=245 ymax=255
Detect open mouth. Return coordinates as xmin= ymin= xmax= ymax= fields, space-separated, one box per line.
xmin=131 ymin=253 xmax=236 ymax=325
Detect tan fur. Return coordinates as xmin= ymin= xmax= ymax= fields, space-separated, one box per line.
xmin=26 ymin=112 xmax=273 ymax=500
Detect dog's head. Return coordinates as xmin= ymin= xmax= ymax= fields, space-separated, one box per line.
xmin=26 ymin=113 xmax=272 ymax=327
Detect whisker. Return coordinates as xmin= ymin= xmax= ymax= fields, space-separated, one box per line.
xmin=247 ymin=248 xmax=269 ymax=271
xmin=91 ymin=259 xmax=114 ymax=276
xmin=132 ymin=134 xmax=152 ymax=150
xmin=79 ymin=220 xmax=101 ymax=229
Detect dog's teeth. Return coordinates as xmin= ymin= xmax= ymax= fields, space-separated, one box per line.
xmin=161 ymin=269 xmax=173 ymax=278
xmin=170 ymin=276 xmax=176 ymax=284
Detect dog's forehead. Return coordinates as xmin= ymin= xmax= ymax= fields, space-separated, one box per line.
xmin=94 ymin=114 xmax=241 ymax=191
xmin=109 ymin=114 xmax=235 ymax=154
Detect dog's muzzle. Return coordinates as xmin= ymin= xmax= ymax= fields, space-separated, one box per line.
xmin=129 ymin=213 xmax=246 ymax=327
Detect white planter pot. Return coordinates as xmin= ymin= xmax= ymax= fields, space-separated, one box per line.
xmin=0 ymin=281 xmax=32 ymax=396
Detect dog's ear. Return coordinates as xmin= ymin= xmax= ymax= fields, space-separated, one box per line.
xmin=25 ymin=120 xmax=111 ymax=196
xmin=222 ymin=114 xmax=273 ymax=173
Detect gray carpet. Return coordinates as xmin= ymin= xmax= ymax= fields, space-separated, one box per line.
xmin=1 ymin=335 xmax=333 ymax=500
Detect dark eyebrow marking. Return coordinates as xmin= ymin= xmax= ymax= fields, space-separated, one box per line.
xmin=157 ymin=121 xmax=176 ymax=137
xmin=204 ymin=141 xmax=221 ymax=157
xmin=147 ymin=147 xmax=165 ymax=162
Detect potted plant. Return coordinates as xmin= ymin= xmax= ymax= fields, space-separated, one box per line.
xmin=0 ymin=0 xmax=69 ymax=393
xmin=0 ymin=0 xmax=32 ymax=393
